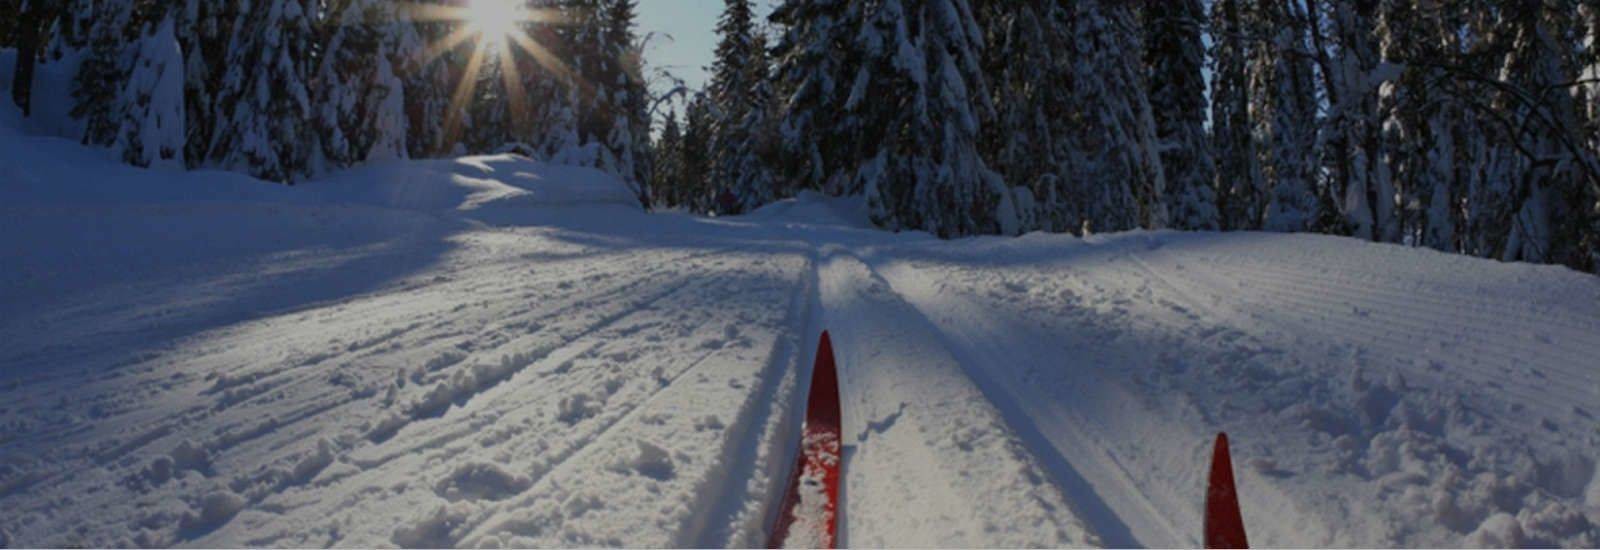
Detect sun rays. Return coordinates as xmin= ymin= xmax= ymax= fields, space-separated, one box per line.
xmin=403 ymin=0 xmax=574 ymax=146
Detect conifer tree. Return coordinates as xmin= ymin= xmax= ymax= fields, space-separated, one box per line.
xmin=1057 ymin=1 xmax=1167 ymax=233
xmin=1317 ymin=0 xmax=1390 ymax=240
xmin=402 ymin=0 xmax=456 ymax=158
xmin=49 ymin=0 xmax=96 ymax=59
xmin=1486 ymin=2 xmax=1590 ymax=266
xmin=1145 ymin=0 xmax=1218 ymax=231
xmin=1250 ymin=0 xmax=1320 ymax=232
xmin=116 ymin=12 xmax=186 ymax=168
xmin=73 ymin=0 xmax=135 ymax=147
xmin=179 ymin=0 xmax=234 ymax=169
xmin=774 ymin=0 xmax=1018 ymax=236
xmin=651 ymin=110 xmax=683 ymax=209
xmin=979 ymin=0 xmax=1071 ymax=233
xmin=769 ymin=0 xmax=857 ymax=196
xmin=1210 ymin=0 xmax=1263 ymax=230
xmin=678 ymin=91 xmax=714 ymax=210
xmin=206 ymin=0 xmax=319 ymax=183
xmin=317 ymin=0 xmax=418 ymax=166
xmin=709 ymin=0 xmax=776 ymax=214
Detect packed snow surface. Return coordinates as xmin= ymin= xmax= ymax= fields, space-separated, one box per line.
xmin=3 ymin=122 xmax=1600 ymax=547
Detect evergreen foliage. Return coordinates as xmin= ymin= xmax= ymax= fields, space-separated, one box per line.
xmin=7 ymin=0 xmax=1597 ymax=272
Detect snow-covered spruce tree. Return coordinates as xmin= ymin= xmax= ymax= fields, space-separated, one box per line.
xmin=857 ymin=0 xmax=1020 ymax=236
xmin=1481 ymin=3 xmax=1592 ymax=268
xmin=465 ymin=50 xmax=512 ymax=154
xmin=677 ymin=91 xmax=714 ymax=210
xmin=769 ymin=0 xmax=858 ymax=196
xmin=205 ymin=0 xmax=319 ymax=183
xmin=556 ymin=0 xmax=649 ymax=202
xmin=116 ymin=12 xmax=186 ymax=168
xmin=515 ymin=0 xmax=582 ymax=160
xmin=72 ymin=0 xmax=135 ymax=147
xmin=48 ymin=0 xmax=96 ymax=59
xmin=1055 ymin=1 xmax=1168 ymax=233
xmin=178 ymin=0 xmax=234 ymax=169
xmin=977 ymin=1 xmax=1062 ymax=233
xmin=1249 ymin=0 xmax=1321 ymax=233
xmin=979 ymin=1 xmax=1166 ymax=235
xmin=399 ymin=0 xmax=450 ymax=157
xmin=1316 ymin=0 xmax=1391 ymax=241
xmin=605 ymin=0 xmax=652 ymax=205
xmin=650 ymin=110 xmax=684 ymax=209
xmin=1577 ymin=2 xmax=1600 ymax=268
xmin=773 ymin=0 xmax=1018 ymax=236
xmin=707 ymin=0 xmax=778 ymax=214
xmin=1144 ymin=0 xmax=1218 ymax=231
xmin=1209 ymin=0 xmax=1264 ymax=231
xmin=1372 ymin=0 xmax=1475 ymax=252
xmin=726 ymin=33 xmax=779 ymax=213
xmin=317 ymin=0 xmax=417 ymax=167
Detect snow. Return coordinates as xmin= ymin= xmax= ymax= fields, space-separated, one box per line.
xmin=3 ymin=109 xmax=1599 ymax=547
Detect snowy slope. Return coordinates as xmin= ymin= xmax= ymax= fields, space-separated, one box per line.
xmin=3 ymin=117 xmax=1599 ymax=547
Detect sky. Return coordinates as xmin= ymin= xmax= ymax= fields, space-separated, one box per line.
xmin=635 ymin=0 xmax=780 ymax=119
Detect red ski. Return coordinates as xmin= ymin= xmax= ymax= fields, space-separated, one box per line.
xmin=1204 ymin=432 xmax=1249 ymax=549
xmin=767 ymin=331 xmax=843 ymax=549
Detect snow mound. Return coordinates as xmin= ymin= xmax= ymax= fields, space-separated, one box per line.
xmin=316 ymin=155 xmax=642 ymax=218
xmin=743 ymin=191 xmax=873 ymax=229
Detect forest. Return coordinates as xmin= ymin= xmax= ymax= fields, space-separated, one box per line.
xmin=3 ymin=0 xmax=1599 ymax=273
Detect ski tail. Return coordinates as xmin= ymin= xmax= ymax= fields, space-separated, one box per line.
xmin=1204 ymin=432 xmax=1249 ymax=549
xmin=767 ymin=331 xmax=842 ymax=549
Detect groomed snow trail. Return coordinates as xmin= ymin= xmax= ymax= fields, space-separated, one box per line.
xmin=3 ymin=147 xmax=1599 ymax=545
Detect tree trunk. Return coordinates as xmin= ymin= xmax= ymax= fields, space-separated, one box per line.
xmin=11 ymin=0 xmax=39 ymax=116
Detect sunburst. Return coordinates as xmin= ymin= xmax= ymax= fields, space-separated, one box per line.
xmin=404 ymin=0 xmax=573 ymax=148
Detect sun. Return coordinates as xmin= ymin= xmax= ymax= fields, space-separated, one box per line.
xmin=405 ymin=0 xmax=574 ymax=150
xmin=462 ymin=0 xmax=523 ymax=47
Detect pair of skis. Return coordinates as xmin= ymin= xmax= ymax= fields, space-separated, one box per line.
xmin=764 ymin=331 xmax=1249 ymax=549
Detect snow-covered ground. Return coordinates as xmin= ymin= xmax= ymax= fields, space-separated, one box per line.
xmin=3 ymin=108 xmax=1599 ymax=547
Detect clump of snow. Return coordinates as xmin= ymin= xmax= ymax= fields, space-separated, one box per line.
xmin=179 ymin=490 xmax=246 ymax=536
xmin=289 ymin=438 xmax=336 ymax=485
xmin=621 ymin=440 xmax=676 ymax=481
xmin=144 ymin=456 xmax=175 ymax=485
xmin=170 ymin=439 xmax=211 ymax=475
xmin=435 ymin=462 xmax=532 ymax=502
xmin=557 ymin=393 xmax=603 ymax=424
xmin=391 ymin=502 xmax=477 ymax=548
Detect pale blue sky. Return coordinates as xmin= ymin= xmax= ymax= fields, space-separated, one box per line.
xmin=636 ymin=0 xmax=780 ymax=119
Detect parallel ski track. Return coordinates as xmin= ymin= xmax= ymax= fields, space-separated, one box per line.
xmin=2 ymin=242 xmax=720 ymax=491
xmin=0 ymin=240 xmax=754 ymax=546
xmin=865 ymin=253 xmax=1181 ymax=548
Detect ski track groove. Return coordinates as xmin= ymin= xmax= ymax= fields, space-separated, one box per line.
xmin=8 ymin=207 xmax=1598 ymax=549
xmin=348 ymin=242 xmax=765 ymax=464
xmin=865 ymin=255 xmax=1172 ymax=548
xmin=441 ymin=250 xmax=803 ymax=548
xmin=0 ymin=237 xmax=748 ymax=546
xmin=674 ymin=249 xmax=818 ymax=549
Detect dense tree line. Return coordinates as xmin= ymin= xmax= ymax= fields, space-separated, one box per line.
xmin=652 ymin=0 xmax=1600 ymax=273
xmin=2 ymin=0 xmax=651 ymax=204
xmin=4 ymin=0 xmax=1598 ymax=273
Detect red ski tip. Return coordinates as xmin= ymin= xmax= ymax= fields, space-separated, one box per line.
xmin=768 ymin=330 xmax=843 ymax=549
xmin=1204 ymin=432 xmax=1249 ymax=549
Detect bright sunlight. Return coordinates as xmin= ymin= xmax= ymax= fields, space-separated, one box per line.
xmin=404 ymin=0 xmax=573 ymax=147
xmin=462 ymin=0 xmax=523 ymax=47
